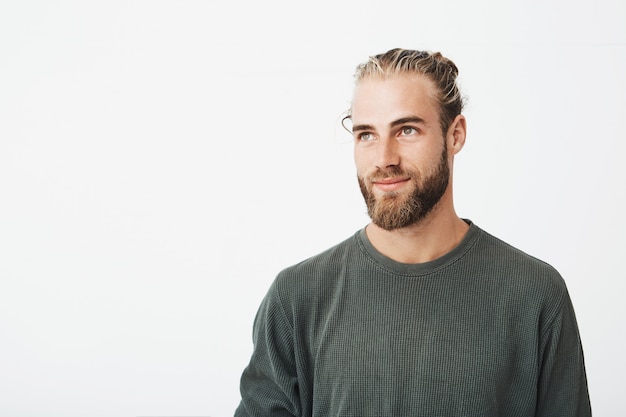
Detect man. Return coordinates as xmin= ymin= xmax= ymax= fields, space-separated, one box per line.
xmin=235 ymin=48 xmax=591 ymax=416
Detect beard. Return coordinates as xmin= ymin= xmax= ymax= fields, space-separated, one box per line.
xmin=358 ymin=145 xmax=450 ymax=231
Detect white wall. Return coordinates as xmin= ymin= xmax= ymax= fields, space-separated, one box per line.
xmin=0 ymin=1 xmax=623 ymax=416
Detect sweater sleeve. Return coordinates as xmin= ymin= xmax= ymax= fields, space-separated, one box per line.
xmin=535 ymin=289 xmax=592 ymax=417
xmin=235 ymin=282 xmax=301 ymax=417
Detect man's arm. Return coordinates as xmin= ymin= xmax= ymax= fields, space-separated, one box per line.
xmin=536 ymin=291 xmax=592 ymax=416
xmin=235 ymin=285 xmax=301 ymax=417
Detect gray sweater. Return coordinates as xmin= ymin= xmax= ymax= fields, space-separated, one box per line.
xmin=235 ymin=222 xmax=591 ymax=416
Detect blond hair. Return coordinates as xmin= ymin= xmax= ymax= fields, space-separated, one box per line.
xmin=352 ymin=48 xmax=464 ymax=133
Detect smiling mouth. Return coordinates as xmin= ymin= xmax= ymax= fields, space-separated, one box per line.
xmin=372 ymin=178 xmax=410 ymax=191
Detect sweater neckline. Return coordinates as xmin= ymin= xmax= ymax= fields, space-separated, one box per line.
xmin=356 ymin=220 xmax=482 ymax=276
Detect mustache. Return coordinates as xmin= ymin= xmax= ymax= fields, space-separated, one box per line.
xmin=366 ymin=166 xmax=414 ymax=182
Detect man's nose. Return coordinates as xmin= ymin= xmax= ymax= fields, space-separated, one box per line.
xmin=375 ymin=137 xmax=400 ymax=169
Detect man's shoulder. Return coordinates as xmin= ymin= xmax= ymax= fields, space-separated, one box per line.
xmin=264 ymin=230 xmax=368 ymax=305
xmin=473 ymin=225 xmax=567 ymax=295
xmin=478 ymin=227 xmax=559 ymax=270
xmin=275 ymin=230 xmax=362 ymax=283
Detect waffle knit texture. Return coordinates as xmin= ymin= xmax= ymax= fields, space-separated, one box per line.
xmin=235 ymin=222 xmax=591 ymax=416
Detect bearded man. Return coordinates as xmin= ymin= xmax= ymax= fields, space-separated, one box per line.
xmin=234 ymin=48 xmax=592 ymax=417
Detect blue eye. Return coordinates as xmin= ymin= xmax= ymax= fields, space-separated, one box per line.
xmin=401 ymin=127 xmax=417 ymax=135
xmin=358 ymin=132 xmax=375 ymax=141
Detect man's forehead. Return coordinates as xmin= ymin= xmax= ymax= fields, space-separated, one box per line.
xmin=350 ymin=74 xmax=439 ymax=121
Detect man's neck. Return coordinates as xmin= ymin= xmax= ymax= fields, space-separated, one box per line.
xmin=364 ymin=209 xmax=470 ymax=264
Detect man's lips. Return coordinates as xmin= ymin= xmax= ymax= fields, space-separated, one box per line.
xmin=371 ymin=177 xmax=410 ymax=192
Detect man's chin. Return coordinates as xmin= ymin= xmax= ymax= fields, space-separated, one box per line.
xmin=369 ymin=205 xmax=415 ymax=231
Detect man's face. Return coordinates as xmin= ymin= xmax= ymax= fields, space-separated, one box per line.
xmin=351 ymin=74 xmax=451 ymax=230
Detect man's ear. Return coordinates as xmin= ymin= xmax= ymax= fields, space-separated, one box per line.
xmin=447 ymin=114 xmax=466 ymax=154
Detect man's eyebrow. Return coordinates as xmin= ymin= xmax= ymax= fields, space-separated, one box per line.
xmin=351 ymin=123 xmax=374 ymax=133
xmin=389 ymin=116 xmax=427 ymax=127
xmin=351 ymin=116 xmax=427 ymax=133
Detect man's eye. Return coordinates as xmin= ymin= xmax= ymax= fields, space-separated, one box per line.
xmin=401 ymin=127 xmax=417 ymax=135
xmin=358 ymin=132 xmax=375 ymax=141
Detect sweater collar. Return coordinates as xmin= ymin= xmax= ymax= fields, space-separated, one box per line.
xmin=356 ymin=220 xmax=482 ymax=276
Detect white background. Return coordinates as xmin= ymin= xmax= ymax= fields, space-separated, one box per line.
xmin=1 ymin=1 xmax=624 ymax=416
